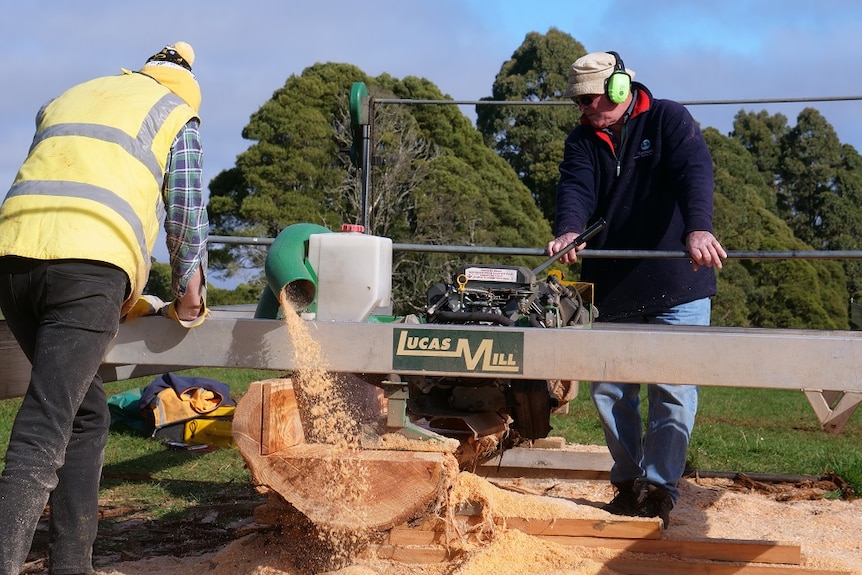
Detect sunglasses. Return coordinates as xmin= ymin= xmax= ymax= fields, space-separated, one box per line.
xmin=573 ymin=94 xmax=601 ymax=107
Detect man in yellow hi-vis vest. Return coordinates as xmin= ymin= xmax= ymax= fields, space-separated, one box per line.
xmin=0 ymin=42 xmax=208 ymax=575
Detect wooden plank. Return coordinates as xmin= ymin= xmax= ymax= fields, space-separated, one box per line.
xmin=375 ymin=540 xmax=836 ymax=573
xmin=504 ymin=516 xmax=660 ymax=540
xmin=604 ymin=557 xmax=849 ymax=575
xmin=388 ymin=525 xmax=798 ymax=565
xmin=386 ymin=526 xmax=446 ymax=545
xmin=543 ymin=535 xmax=800 ymax=565
xmin=532 ymin=436 xmax=566 ymax=448
xmin=476 ymin=446 xmax=612 ymax=480
xmin=389 ymin=513 xmax=661 ymax=543
xmin=477 ymin=467 xmax=610 ymax=480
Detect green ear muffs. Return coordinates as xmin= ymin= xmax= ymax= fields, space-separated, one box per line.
xmin=605 ymin=51 xmax=631 ymax=104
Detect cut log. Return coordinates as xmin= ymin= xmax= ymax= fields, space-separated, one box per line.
xmin=233 ymin=378 xmax=456 ymax=532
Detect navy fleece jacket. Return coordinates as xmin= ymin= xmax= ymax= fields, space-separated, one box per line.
xmin=554 ymin=83 xmax=717 ymax=321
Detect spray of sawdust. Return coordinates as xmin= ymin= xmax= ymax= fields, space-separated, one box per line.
xmin=278 ymin=292 xmax=359 ymax=447
xmin=278 ymin=290 xmax=371 ymax=567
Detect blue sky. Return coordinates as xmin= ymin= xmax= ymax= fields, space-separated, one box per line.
xmin=2 ymin=0 xmax=860 ymax=279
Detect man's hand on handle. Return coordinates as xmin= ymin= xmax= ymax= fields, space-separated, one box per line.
xmin=547 ymin=231 xmax=587 ymax=265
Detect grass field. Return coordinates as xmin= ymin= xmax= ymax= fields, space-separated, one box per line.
xmin=0 ymin=368 xmax=860 ymax=528
xmin=552 ymin=382 xmax=862 ymax=497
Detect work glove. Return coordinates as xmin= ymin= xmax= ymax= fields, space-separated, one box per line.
xmin=179 ymin=386 xmax=225 ymax=414
xmin=162 ymin=299 xmax=209 ymax=328
xmin=124 ymin=294 xmax=168 ymax=322
xmin=124 ymin=294 xmax=208 ymax=328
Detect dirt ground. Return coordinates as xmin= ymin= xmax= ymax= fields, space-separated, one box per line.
xmin=20 ymin=468 xmax=862 ymax=575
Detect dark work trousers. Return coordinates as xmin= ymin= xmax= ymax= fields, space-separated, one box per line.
xmin=0 ymin=257 xmax=128 ymax=575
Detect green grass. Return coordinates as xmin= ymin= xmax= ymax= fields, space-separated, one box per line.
xmin=98 ymin=368 xmax=282 ymax=521
xmin=1 ymin=372 xmax=860 ymax=529
xmin=551 ymin=382 xmax=862 ymax=495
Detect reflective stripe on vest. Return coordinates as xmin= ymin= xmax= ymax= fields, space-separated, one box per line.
xmin=6 ymin=179 xmax=149 ymax=267
xmin=27 ymin=91 xmax=185 ymax=188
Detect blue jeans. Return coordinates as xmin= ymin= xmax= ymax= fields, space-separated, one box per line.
xmin=591 ymin=297 xmax=710 ymax=503
xmin=0 ymin=258 xmax=128 ymax=575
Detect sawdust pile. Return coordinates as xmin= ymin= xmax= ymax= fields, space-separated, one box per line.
xmin=448 ymin=471 xmax=609 ymax=521
xmin=430 ymin=473 xmax=627 ymax=575
xmin=91 ymin=474 xmax=862 ymax=575
xmin=448 ymin=530 xmax=614 ymax=575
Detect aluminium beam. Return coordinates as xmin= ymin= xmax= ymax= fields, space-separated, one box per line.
xmin=100 ymin=314 xmax=862 ymax=393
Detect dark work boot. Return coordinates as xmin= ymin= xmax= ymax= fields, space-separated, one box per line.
xmin=635 ymin=482 xmax=674 ymax=529
xmin=601 ymin=481 xmax=642 ymax=516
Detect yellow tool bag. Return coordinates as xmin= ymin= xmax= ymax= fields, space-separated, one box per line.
xmin=182 ymin=406 xmax=236 ymax=448
xmin=140 ymin=373 xmax=236 ymax=447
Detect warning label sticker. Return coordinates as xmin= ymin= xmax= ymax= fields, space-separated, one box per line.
xmin=464 ymin=267 xmax=519 ymax=282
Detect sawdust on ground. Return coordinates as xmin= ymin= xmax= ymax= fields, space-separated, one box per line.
xmin=79 ymin=472 xmax=862 ymax=575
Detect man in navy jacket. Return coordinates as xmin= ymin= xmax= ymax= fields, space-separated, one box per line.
xmin=547 ymin=51 xmax=726 ymax=528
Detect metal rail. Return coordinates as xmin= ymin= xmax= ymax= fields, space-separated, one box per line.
xmin=209 ymin=235 xmax=862 ymax=260
xmin=373 ymin=95 xmax=862 ymax=107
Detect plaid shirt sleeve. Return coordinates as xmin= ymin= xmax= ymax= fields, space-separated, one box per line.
xmin=163 ymin=119 xmax=208 ymax=297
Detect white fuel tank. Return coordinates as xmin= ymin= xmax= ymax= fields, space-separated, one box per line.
xmin=307 ymin=224 xmax=392 ymax=321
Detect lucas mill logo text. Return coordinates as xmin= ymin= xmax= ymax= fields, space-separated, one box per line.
xmin=392 ymin=328 xmax=524 ymax=374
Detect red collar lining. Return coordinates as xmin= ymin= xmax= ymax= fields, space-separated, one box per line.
xmin=583 ymin=88 xmax=651 ymax=150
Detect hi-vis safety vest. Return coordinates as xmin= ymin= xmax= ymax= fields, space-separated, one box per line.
xmin=0 ymin=73 xmax=198 ymax=314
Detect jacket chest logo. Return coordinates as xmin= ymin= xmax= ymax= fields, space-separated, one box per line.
xmin=634 ymin=138 xmax=654 ymax=160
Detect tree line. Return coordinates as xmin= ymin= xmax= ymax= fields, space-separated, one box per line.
xmin=149 ymin=28 xmax=861 ymax=330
